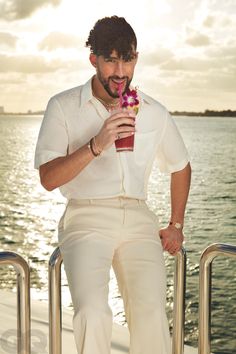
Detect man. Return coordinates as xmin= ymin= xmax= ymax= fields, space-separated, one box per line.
xmin=35 ymin=16 xmax=191 ymax=354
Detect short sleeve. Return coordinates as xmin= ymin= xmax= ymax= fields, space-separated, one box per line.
xmin=156 ymin=111 xmax=190 ymax=173
xmin=34 ymin=97 xmax=68 ymax=169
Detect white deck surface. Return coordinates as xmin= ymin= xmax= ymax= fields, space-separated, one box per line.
xmin=0 ymin=290 xmax=197 ymax=353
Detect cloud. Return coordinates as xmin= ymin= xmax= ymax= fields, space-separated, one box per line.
xmin=186 ymin=32 xmax=211 ymax=47
xmin=160 ymin=57 xmax=215 ymax=72
xmin=0 ymin=74 xmax=25 ymax=85
xmin=38 ymin=32 xmax=82 ymax=51
xmin=0 ymin=53 xmax=89 ymax=74
xmin=203 ymin=13 xmax=233 ymax=28
xmin=0 ymin=32 xmax=18 ymax=47
xmin=0 ymin=54 xmax=64 ymax=73
xmin=173 ymin=69 xmax=236 ymax=95
xmin=139 ymin=48 xmax=174 ymax=67
xmin=160 ymin=53 xmax=236 ymax=73
xmin=0 ymin=0 xmax=61 ymax=21
xmin=206 ymin=42 xmax=236 ymax=59
xmin=206 ymin=0 xmax=236 ymax=13
xmin=203 ymin=15 xmax=216 ymax=27
xmin=209 ymin=73 xmax=236 ymax=92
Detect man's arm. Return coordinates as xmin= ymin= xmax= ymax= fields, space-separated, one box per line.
xmin=39 ymin=144 xmax=95 ymax=191
xmin=159 ymin=162 xmax=191 ymax=255
xmin=39 ymin=110 xmax=136 ymax=191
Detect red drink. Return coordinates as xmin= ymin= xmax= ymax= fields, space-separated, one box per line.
xmin=115 ymin=133 xmax=135 ymax=152
xmin=114 ymin=84 xmax=139 ymax=152
xmin=115 ymin=120 xmax=135 ymax=152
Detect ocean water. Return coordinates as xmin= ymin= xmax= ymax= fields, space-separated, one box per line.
xmin=0 ymin=114 xmax=235 ymax=353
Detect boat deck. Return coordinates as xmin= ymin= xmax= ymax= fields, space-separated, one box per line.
xmin=0 ymin=290 xmax=197 ymax=354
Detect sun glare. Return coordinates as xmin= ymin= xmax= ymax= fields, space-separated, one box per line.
xmin=34 ymin=0 xmax=172 ymax=38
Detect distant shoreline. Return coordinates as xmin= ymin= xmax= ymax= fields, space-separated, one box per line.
xmin=1 ymin=109 xmax=236 ymax=117
xmin=0 ymin=111 xmax=45 ymax=116
xmin=171 ymin=109 xmax=236 ymax=117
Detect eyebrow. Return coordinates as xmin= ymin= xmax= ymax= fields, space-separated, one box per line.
xmin=104 ymin=56 xmax=118 ymax=60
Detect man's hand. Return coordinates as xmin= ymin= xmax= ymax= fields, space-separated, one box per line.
xmin=160 ymin=162 xmax=191 ymax=256
xmin=159 ymin=224 xmax=184 ymax=256
xmin=95 ymin=109 xmax=136 ymax=151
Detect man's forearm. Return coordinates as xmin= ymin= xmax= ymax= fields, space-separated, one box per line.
xmin=39 ymin=143 xmax=95 ymax=191
xmin=170 ymin=162 xmax=191 ymax=225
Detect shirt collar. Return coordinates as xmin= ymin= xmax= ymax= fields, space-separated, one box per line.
xmin=80 ymin=76 xmax=151 ymax=109
xmin=80 ymin=77 xmax=94 ymax=107
xmin=137 ymin=90 xmax=152 ymax=107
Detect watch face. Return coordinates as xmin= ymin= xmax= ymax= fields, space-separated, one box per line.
xmin=169 ymin=221 xmax=183 ymax=229
xmin=175 ymin=222 xmax=182 ymax=229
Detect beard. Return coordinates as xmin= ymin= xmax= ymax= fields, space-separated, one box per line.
xmin=96 ymin=71 xmax=132 ymax=98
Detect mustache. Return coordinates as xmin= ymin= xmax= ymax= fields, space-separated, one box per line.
xmin=109 ymin=76 xmax=128 ymax=81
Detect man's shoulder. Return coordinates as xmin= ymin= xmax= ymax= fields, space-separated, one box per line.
xmin=138 ymin=90 xmax=168 ymax=114
xmin=50 ymin=85 xmax=83 ymax=103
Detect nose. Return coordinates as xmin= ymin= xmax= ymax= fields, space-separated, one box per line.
xmin=114 ymin=61 xmax=125 ymax=78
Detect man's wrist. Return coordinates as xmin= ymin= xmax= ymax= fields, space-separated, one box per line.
xmin=88 ymin=136 xmax=102 ymax=157
xmin=169 ymin=221 xmax=183 ymax=230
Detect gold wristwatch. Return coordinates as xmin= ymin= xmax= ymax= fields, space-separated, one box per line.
xmin=169 ymin=221 xmax=183 ymax=230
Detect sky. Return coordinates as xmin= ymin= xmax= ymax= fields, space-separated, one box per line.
xmin=0 ymin=0 xmax=236 ymax=112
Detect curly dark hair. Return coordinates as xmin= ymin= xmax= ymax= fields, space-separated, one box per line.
xmin=85 ymin=16 xmax=137 ymax=60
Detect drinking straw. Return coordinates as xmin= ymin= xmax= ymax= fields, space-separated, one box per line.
xmin=118 ymin=83 xmax=123 ymax=108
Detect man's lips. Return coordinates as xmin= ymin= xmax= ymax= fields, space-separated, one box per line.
xmin=111 ymin=78 xmax=126 ymax=86
xmin=110 ymin=79 xmax=126 ymax=95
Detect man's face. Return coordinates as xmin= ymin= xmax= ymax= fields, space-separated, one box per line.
xmin=91 ymin=49 xmax=138 ymax=98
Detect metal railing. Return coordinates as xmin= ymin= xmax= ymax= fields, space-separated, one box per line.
xmin=198 ymin=243 xmax=236 ymax=354
xmin=0 ymin=251 xmax=31 ymax=354
xmin=48 ymin=247 xmax=63 ymax=354
xmin=1 ymin=243 xmax=235 ymax=354
xmin=48 ymin=246 xmax=187 ymax=354
xmin=172 ymin=247 xmax=187 ymax=354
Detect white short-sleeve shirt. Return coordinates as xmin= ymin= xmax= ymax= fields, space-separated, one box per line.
xmin=35 ymin=77 xmax=189 ymax=200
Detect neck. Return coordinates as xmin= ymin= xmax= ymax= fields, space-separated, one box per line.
xmin=92 ymin=76 xmax=119 ymax=107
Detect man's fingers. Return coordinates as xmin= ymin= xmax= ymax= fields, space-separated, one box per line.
xmin=109 ymin=110 xmax=135 ymax=121
xmin=116 ymin=125 xmax=136 ymax=134
xmin=113 ymin=118 xmax=136 ymax=128
xmin=105 ymin=117 xmax=136 ymax=138
xmin=161 ymin=238 xmax=181 ymax=254
xmin=170 ymin=247 xmax=181 ymax=256
xmin=116 ymin=132 xmax=135 ymax=140
xmin=168 ymin=242 xmax=182 ymax=255
xmin=159 ymin=227 xmax=183 ymax=255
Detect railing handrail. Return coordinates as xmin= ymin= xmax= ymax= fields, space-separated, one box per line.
xmin=198 ymin=243 xmax=236 ymax=354
xmin=1 ymin=243 xmax=235 ymax=354
xmin=0 ymin=251 xmax=31 ymax=354
xmin=172 ymin=247 xmax=187 ymax=354
xmin=48 ymin=247 xmax=63 ymax=354
xmin=49 ymin=246 xmax=186 ymax=354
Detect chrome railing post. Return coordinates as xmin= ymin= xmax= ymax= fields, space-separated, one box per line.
xmin=172 ymin=247 xmax=187 ymax=354
xmin=0 ymin=251 xmax=31 ymax=354
xmin=49 ymin=247 xmax=63 ymax=354
xmin=48 ymin=246 xmax=187 ymax=354
xmin=199 ymin=243 xmax=236 ymax=354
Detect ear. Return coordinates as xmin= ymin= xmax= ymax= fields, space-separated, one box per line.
xmin=89 ymin=53 xmax=97 ymax=68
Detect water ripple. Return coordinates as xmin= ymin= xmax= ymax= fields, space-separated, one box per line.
xmin=0 ymin=115 xmax=235 ymax=353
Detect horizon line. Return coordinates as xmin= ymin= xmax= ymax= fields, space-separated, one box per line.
xmin=1 ymin=108 xmax=236 ymax=117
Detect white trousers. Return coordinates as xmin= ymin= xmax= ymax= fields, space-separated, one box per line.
xmin=58 ymin=197 xmax=171 ymax=354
